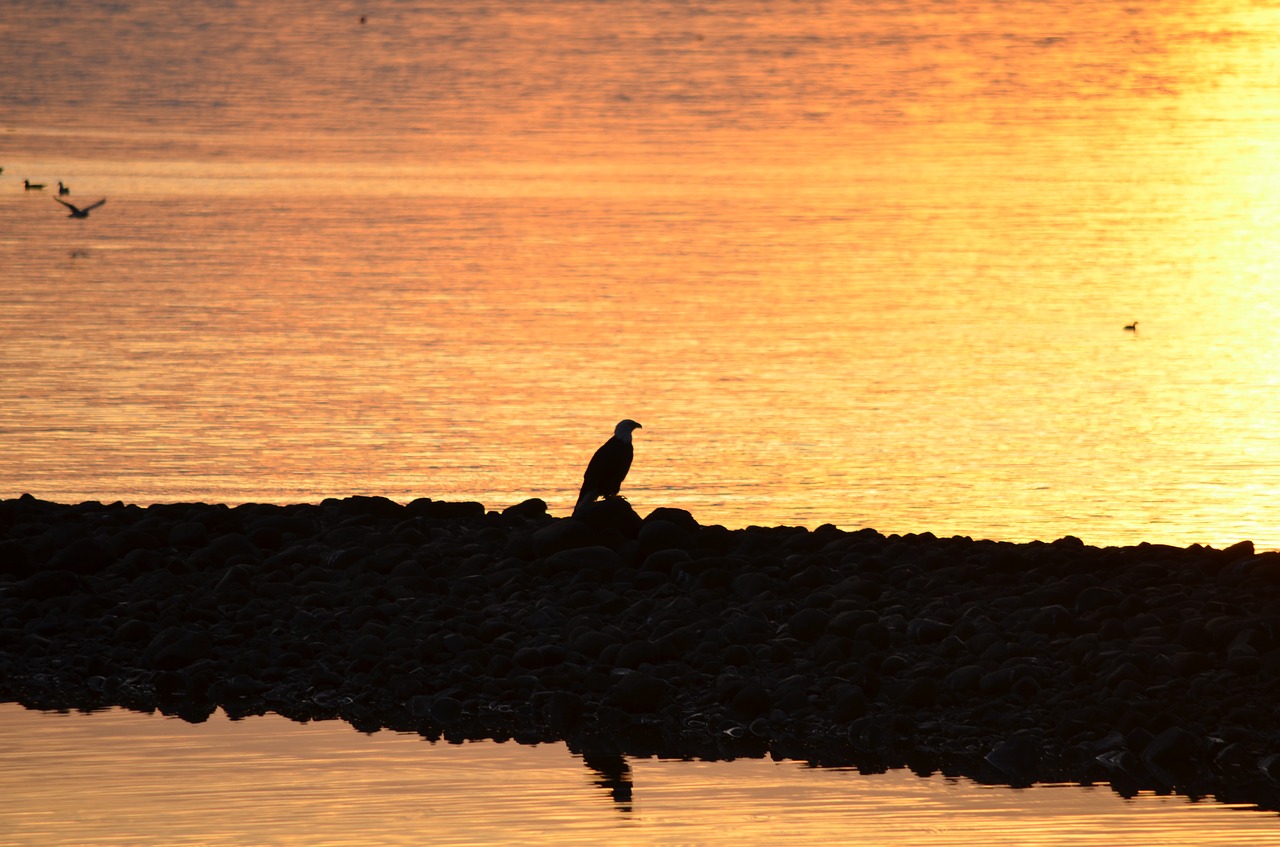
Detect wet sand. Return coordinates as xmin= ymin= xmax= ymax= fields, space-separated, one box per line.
xmin=3 ymin=494 xmax=1279 ymax=809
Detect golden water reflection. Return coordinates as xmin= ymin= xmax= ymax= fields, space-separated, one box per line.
xmin=1 ymin=705 xmax=1276 ymax=847
xmin=4 ymin=0 xmax=1280 ymax=547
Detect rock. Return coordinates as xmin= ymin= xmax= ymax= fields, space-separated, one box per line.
xmin=544 ymin=545 xmax=622 ymax=575
xmin=899 ymin=676 xmax=939 ymax=707
xmin=1227 ymin=647 xmax=1261 ymax=675
xmin=907 ymin=617 xmax=950 ymax=644
xmin=729 ymin=681 xmax=772 ymax=719
xmin=408 ymin=499 xmax=485 ymax=520
xmin=532 ymin=520 xmax=596 ymax=557
xmin=430 ymin=696 xmax=463 ymax=724
xmin=348 ymin=633 xmax=386 ymax=669
xmin=854 ymin=621 xmax=892 ymax=650
xmin=1142 ymin=726 xmax=1203 ymax=774
xmin=637 ymin=520 xmax=694 ymax=560
xmin=615 ymin=639 xmax=662 ymax=668
xmin=644 ymin=507 xmax=700 ymax=531
xmin=832 ymin=684 xmax=868 ymax=720
xmin=1170 ymin=651 xmax=1213 ymax=675
xmin=337 ymin=495 xmax=406 ymax=518
xmin=111 ymin=526 xmax=161 ymax=557
xmin=787 ymin=608 xmax=830 ymax=642
xmin=576 ymin=498 xmax=643 ymax=536
xmin=1027 ymin=604 xmax=1073 ymax=636
xmin=513 ymin=646 xmax=545 ymax=669
xmin=943 ymin=665 xmax=983 ymax=693
xmin=167 ymin=521 xmax=208 ymax=549
xmin=722 ymin=613 xmax=771 ymax=644
xmin=534 ymin=690 xmax=585 ymax=730
xmin=13 ymin=570 xmax=84 ymax=600
xmin=571 ymin=629 xmax=616 ymax=658
xmin=50 ymin=536 xmax=116 ymax=575
xmin=217 ymin=674 xmax=269 ymax=700
xmin=641 ymin=548 xmax=691 ymax=573
xmin=607 ymin=671 xmax=672 ymax=713
xmin=198 ymin=533 xmax=260 ymax=566
xmin=1010 ymin=674 xmax=1040 ymax=701
xmin=502 ymin=499 xmax=548 ymax=520
xmin=115 ymin=618 xmax=151 ymax=643
xmin=144 ymin=627 xmax=213 ymax=671
xmin=214 ymin=563 xmax=256 ymax=602
xmin=985 ymin=734 xmax=1041 ymax=784
xmin=979 ymin=667 xmax=1013 ymax=696
xmin=0 ymin=539 xmax=33 ymax=578
xmin=1223 ymin=539 xmax=1255 ymax=560
xmin=7 ymin=496 xmax=1280 ymax=807
xmin=848 ymin=716 xmax=902 ymax=753
xmin=828 ymin=609 xmax=877 ymax=637
xmin=1075 ymin=586 xmax=1123 ymax=615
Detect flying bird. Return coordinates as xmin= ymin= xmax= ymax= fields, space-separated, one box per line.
xmin=55 ymin=197 xmax=106 ymax=218
xmin=24 ymin=180 xmax=44 ymax=190
xmin=574 ymin=419 xmax=642 ymax=516
xmin=58 ymin=181 xmax=71 ymax=195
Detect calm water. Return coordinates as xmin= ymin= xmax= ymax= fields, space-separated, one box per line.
xmin=7 ymin=4 xmax=1280 ymax=841
xmin=4 ymin=1 xmax=1280 ymax=547
xmin=1 ymin=705 xmax=1277 ymax=847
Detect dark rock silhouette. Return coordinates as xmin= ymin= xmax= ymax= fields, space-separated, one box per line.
xmin=2 ymin=493 xmax=1280 ymax=810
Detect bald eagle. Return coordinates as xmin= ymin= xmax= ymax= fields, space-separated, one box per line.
xmin=574 ymin=419 xmax=642 ymax=516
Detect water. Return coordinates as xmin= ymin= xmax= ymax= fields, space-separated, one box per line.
xmin=1 ymin=705 xmax=1277 ymax=847
xmin=3 ymin=5 xmax=1280 ymax=835
xmin=4 ymin=0 xmax=1280 ymax=547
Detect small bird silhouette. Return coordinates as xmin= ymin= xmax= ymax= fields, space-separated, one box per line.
xmin=55 ymin=197 xmax=106 ymax=218
xmin=24 ymin=179 xmax=45 ymax=190
xmin=1124 ymin=321 xmax=1138 ymax=331
xmin=58 ymin=181 xmax=71 ymax=195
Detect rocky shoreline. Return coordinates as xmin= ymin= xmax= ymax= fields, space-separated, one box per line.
xmin=3 ymin=494 xmax=1280 ymax=810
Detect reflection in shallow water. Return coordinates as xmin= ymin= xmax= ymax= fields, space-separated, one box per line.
xmin=1 ymin=705 xmax=1276 ymax=847
xmin=583 ymin=751 xmax=635 ymax=812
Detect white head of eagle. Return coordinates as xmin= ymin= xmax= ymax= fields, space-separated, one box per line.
xmin=574 ymin=419 xmax=642 ymax=516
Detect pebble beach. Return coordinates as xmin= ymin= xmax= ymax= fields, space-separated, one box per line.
xmin=3 ymin=494 xmax=1279 ymax=809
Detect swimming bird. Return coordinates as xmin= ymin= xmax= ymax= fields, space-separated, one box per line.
xmin=1124 ymin=321 xmax=1138 ymax=331
xmin=54 ymin=197 xmax=106 ymax=218
xmin=24 ymin=180 xmax=44 ymax=190
xmin=574 ymin=419 xmax=642 ymax=516
xmin=58 ymin=181 xmax=70 ymax=195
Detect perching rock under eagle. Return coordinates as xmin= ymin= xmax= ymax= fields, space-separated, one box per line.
xmin=574 ymin=419 xmax=642 ymax=517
